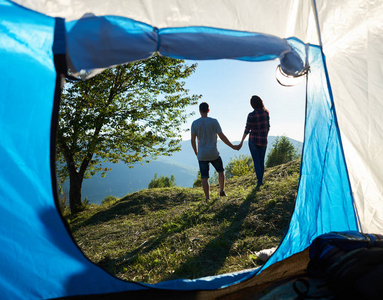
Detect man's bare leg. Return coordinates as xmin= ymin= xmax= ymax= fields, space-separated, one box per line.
xmin=202 ymin=178 xmax=210 ymax=200
xmin=218 ymin=171 xmax=226 ymax=196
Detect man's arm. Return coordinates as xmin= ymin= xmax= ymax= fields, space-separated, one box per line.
xmin=191 ymin=132 xmax=198 ymax=156
xmin=218 ymin=132 xmax=238 ymax=150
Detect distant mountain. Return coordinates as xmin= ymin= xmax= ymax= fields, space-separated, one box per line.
xmin=63 ymin=136 xmax=302 ymax=204
xmin=166 ymin=136 xmax=303 ymax=169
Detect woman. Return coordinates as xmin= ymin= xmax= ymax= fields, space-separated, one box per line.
xmin=239 ymin=95 xmax=270 ymax=187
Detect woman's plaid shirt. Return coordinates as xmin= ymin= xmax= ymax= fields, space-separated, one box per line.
xmin=244 ymin=108 xmax=270 ymax=146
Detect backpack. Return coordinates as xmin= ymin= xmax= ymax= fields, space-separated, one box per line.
xmin=307 ymin=231 xmax=383 ymax=299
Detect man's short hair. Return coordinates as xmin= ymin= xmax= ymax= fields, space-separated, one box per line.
xmin=199 ymin=102 xmax=209 ymax=113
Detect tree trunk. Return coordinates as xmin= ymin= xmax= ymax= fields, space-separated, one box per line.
xmin=69 ymin=171 xmax=83 ymax=214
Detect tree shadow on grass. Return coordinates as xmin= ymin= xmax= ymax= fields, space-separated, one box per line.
xmin=163 ymin=186 xmax=261 ymax=281
xmin=97 ymin=232 xmax=167 ymax=276
xmin=96 ymin=198 xmax=219 ymax=277
xmin=72 ymin=186 xmax=264 ymax=283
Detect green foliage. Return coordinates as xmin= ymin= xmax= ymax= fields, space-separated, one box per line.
xmin=148 ymin=173 xmax=176 ymax=189
xmin=193 ymin=171 xmax=202 ymax=188
xmin=58 ymin=195 xmax=69 ymax=215
xmin=265 ymin=136 xmax=299 ymax=168
xmin=225 ymin=155 xmax=254 ymax=179
xmin=56 ymin=181 xmax=71 ymax=215
xmin=209 ymin=171 xmax=218 ymax=185
xmin=102 ymin=195 xmax=118 ymax=206
xmin=56 ymin=54 xmax=201 ymax=212
xmin=82 ymin=197 xmax=90 ymax=207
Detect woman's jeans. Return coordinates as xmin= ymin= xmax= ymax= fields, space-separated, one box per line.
xmin=249 ymin=142 xmax=267 ymax=185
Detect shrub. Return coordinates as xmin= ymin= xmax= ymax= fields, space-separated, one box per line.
xmin=102 ymin=195 xmax=118 ymax=206
xmin=225 ymin=154 xmax=254 ymax=179
xmin=265 ymin=136 xmax=299 ymax=168
xmin=148 ymin=173 xmax=176 ymax=189
xmin=193 ymin=171 xmax=202 ymax=187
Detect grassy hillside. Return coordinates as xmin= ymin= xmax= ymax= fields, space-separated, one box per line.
xmin=65 ymin=159 xmax=300 ymax=284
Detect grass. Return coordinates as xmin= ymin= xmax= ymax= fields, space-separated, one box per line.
xmin=64 ymin=159 xmax=300 ymax=284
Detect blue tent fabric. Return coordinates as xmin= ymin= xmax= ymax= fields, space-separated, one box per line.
xmin=262 ymin=41 xmax=358 ymax=270
xmin=158 ymin=27 xmax=292 ymax=62
xmin=0 ymin=2 xmax=148 ymax=299
xmin=1 ymin=0 xmax=360 ymax=298
xmin=65 ymin=16 xmax=157 ymax=72
xmin=1 ymin=2 xmax=56 ymax=298
xmin=65 ymin=15 xmax=302 ymax=75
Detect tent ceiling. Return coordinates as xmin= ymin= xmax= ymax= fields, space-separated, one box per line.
xmin=13 ymin=0 xmax=319 ymax=44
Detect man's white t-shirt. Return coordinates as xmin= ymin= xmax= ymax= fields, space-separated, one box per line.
xmin=191 ymin=117 xmax=222 ymax=161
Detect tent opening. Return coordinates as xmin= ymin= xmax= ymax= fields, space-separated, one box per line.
xmin=57 ymin=57 xmax=306 ymax=284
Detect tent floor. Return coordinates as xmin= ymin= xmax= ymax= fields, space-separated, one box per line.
xmin=55 ymin=247 xmax=334 ymax=299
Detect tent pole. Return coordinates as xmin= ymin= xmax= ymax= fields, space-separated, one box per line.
xmin=312 ymin=0 xmax=323 ymax=48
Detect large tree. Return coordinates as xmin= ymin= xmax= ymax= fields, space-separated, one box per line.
xmin=57 ymin=55 xmax=200 ymax=213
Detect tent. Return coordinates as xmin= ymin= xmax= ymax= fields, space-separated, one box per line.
xmin=1 ymin=0 xmax=382 ymax=298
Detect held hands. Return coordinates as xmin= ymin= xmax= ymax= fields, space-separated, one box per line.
xmin=232 ymin=143 xmax=242 ymax=151
xmin=235 ymin=141 xmax=244 ymax=151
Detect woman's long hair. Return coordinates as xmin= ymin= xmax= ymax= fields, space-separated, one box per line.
xmin=250 ymin=95 xmax=268 ymax=112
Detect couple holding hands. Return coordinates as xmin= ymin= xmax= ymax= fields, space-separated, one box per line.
xmin=191 ymin=96 xmax=270 ymax=201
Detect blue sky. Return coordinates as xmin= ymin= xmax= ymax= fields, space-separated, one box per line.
xmin=181 ymin=59 xmax=306 ymax=143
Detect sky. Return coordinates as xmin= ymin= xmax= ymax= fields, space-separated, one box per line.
xmin=180 ymin=59 xmax=307 ymax=143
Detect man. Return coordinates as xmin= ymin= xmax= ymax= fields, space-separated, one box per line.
xmin=191 ymin=102 xmax=239 ymax=201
